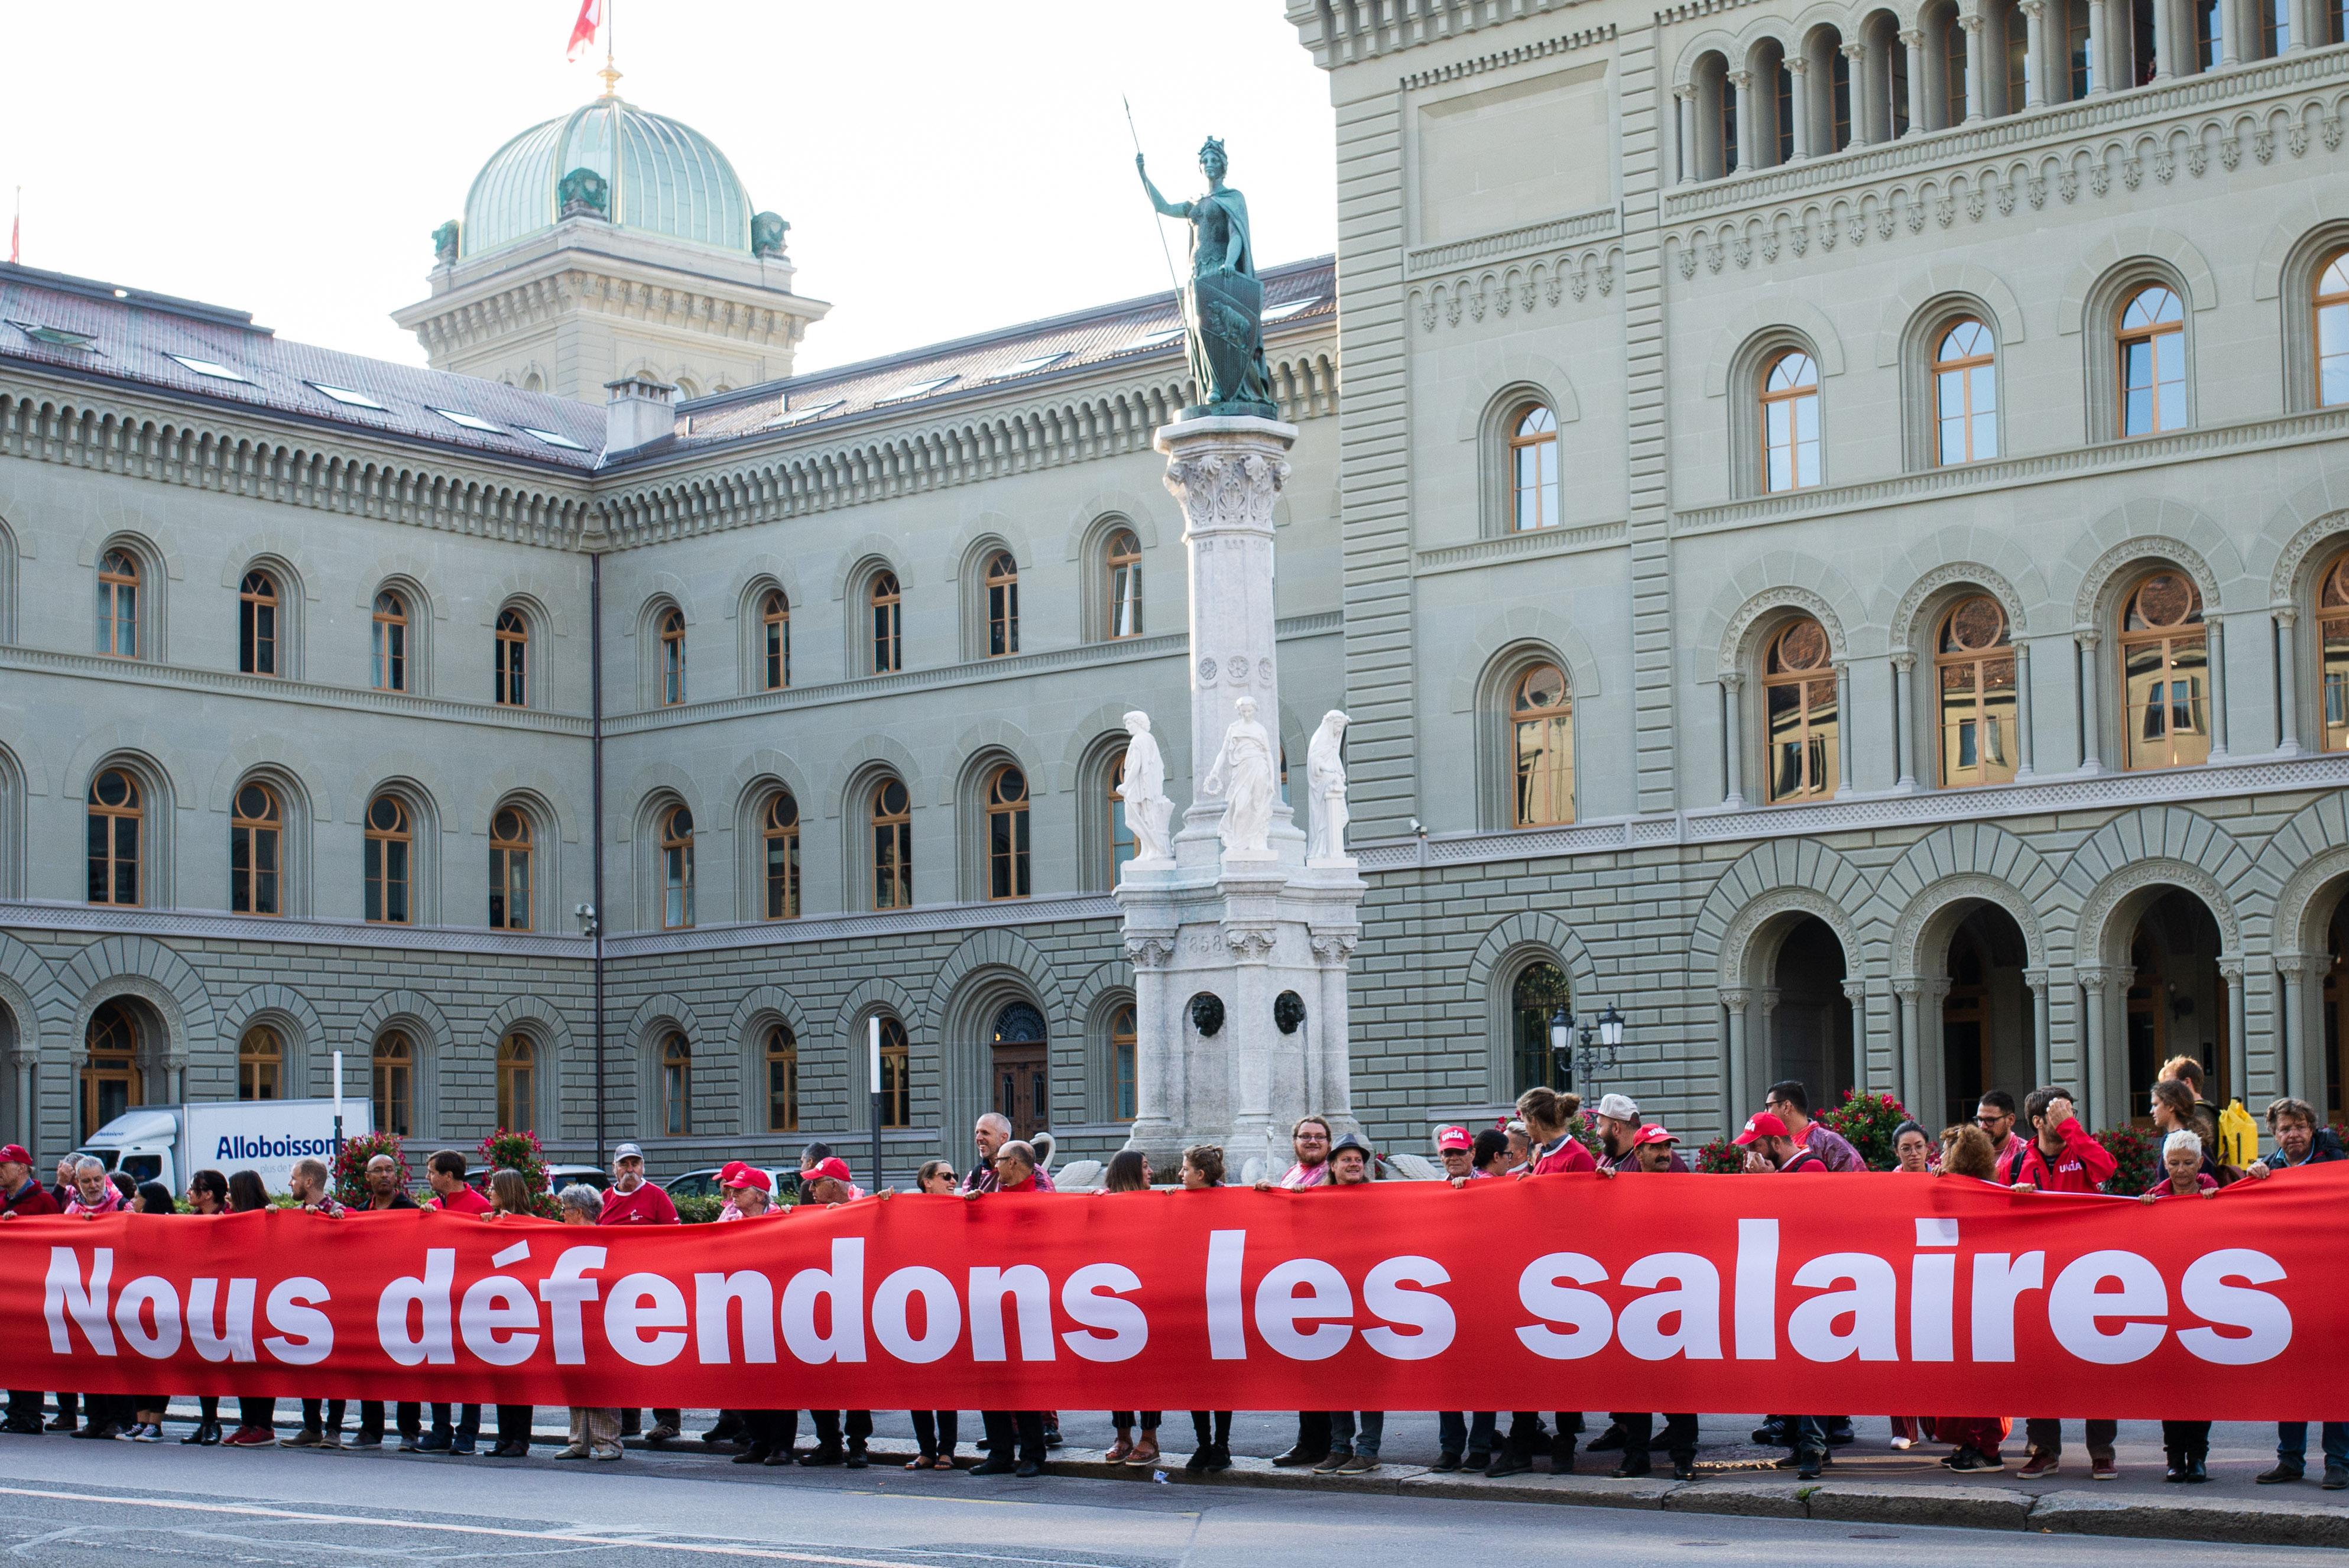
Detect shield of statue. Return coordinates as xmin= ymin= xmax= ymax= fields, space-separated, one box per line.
xmin=1186 ymin=270 xmax=1277 ymax=418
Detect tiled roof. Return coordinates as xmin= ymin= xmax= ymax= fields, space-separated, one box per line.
xmin=0 ymin=262 xmax=608 ymax=470
xmin=645 ymin=254 xmax=1337 ymax=463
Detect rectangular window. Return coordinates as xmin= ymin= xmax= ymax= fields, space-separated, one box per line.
xmin=880 ymin=1037 xmax=910 ymax=1128
xmin=365 ymin=835 xmax=410 ymax=924
xmin=1891 ymin=40 xmax=1912 ymax=131
xmin=2067 ymin=0 xmax=2094 ymax=96
xmin=768 ymin=1050 xmax=799 ymax=1134
xmin=2195 ymin=0 xmax=2222 ymax=66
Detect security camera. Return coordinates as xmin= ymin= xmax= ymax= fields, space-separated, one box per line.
xmin=575 ymin=903 xmax=595 ymax=918
xmin=1409 ymin=817 xmax=1426 ymax=837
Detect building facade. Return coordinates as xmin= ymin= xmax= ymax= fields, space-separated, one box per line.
xmin=4 ymin=2 xmax=2349 ymax=1182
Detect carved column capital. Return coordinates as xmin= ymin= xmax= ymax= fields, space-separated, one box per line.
xmin=1720 ymin=671 xmax=1745 ymax=694
xmin=1308 ymin=927 xmax=1359 ymax=965
xmin=2018 ymin=0 xmax=2046 ymax=16
xmin=1719 ymin=986 xmax=1753 ymax=1008
xmin=1891 ymin=651 xmax=1917 ymax=674
xmin=1162 ymin=449 xmax=1293 ymax=538
xmin=1728 ymin=68 xmax=1755 ymax=87
xmin=1842 ymin=37 xmax=1868 ymax=57
xmin=1787 ymin=55 xmax=1811 ymax=74
xmin=2276 ymin=606 xmax=2301 ymax=629
xmin=1841 ymin=979 xmax=1870 ymax=1004
xmin=1223 ymin=926 xmax=1279 ymax=963
xmin=1124 ymin=936 xmax=1176 ymax=970
xmin=1899 ymin=27 xmax=1925 ymax=46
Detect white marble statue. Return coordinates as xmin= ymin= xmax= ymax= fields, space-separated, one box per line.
xmin=1306 ymin=709 xmax=1351 ymax=862
xmin=1201 ymin=694 xmax=1277 ymax=858
xmin=1117 ymin=710 xmax=1176 ymax=866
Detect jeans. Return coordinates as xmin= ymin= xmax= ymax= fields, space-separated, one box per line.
xmin=911 ymin=1410 xmax=959 ymax=1457
xmin=1439 ymin=1411 xmax=1496 ymax=1456
xmin=2026 ymin=1417 xmax=2117 ymax=1459
xmin=431 ymin=1403 xmax=481 ymax=1439
xmin=1328 ymin=1410 xmax=1384 ymax=1458
xmin=2278 ymin=1421 xmax=2349 ymax=1470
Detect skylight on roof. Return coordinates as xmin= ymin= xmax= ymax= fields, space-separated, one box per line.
xmin=167 ymin=352 xmax=249 ymax=382
xmin=875 ymin=374 xmax=958 ymax=404
xmin=308 ymin=381 xmax=387 ymax=410
xmin=518 ymin=426 xmax=588 ymax=450
xmin=430 ymin=407 xmax=504 ymax=433
xmin=764 ymin=398 xmax=843 ymax=428
xmin=1261 ymin=296 xmax=1323 ymax=323
xmin=9 ymin=321 xmax=96 ymax=349
xmin=991 ymin=352 xmax=1069 ymax=380
xmin=1129 ymin=326 xmax=1185 ymax=350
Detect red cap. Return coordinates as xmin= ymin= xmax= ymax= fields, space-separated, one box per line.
xmin=1733 ymin=1112 xmax=1789 ymax=1146
xmin=1630 ymin=1125 xmax=1680 ymax=1148
xmin=717 ymin=1161 xmax=752 ymax=1189
xmin=809 ymin=1157 xmax=853 ymax=1184
xmin=1435 ymin=1125 xmax=1472 ymax=1151
xmin=734 ymin=1166 xmax=773 ymax=1193
xmin=0 ymin=1145 xmax=30 ymax=1166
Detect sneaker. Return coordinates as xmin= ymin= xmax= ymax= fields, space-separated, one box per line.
xmin=2256 ymin=1464 xmax=2303 ymax=1484
xmin=2089 ymin=1453 xmax=2119 ymax=1481
xmin=223 ymin=1427 xmax=275 ymax=1447
xmin=1889 ymin=1436 xmax=1913 ymax=1451
xmin=1043 ymin=1428 xmax=1065 ymax=1450
xmin=1796 ymin=1456 xmax=1821 ymax=1481
xmin=450 ymin=1435 xmax=476 ymax=1456
xmin=280 ymin=1429 xmax=323 ymax=1449
xmin=592 ymin=1447 xmax=624 ymax=1462
xmin=130 ymin=1424 xmax=162 ymax=1443
xmin=2016 ymin=1452 xmax=2059 ymax=1480
xmin=1950 ymin=1449 xmax=2004 ymax=1472
xmin=414 ymin=1432 xmax=450 ymax=1452
xmin=2325 ymin=1466 xmax=2348 ymax=1490
xmin=1335 ymin=1454 xmax=1380 ymax=1474
xmin=317 ymin=1431 xmax=343 ymax=1450
xmin=1311 ymin=1450 xmax=1352 ymax=1474
xmin=1941 ymin=1446 xmax=1979 ymax=1470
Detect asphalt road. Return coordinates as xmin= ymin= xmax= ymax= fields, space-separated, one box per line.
xmin=0 ymin=1435 xmax=2337 ymax=1568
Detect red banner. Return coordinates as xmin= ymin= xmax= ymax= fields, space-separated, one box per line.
xmin=8 ymin=1168 xmax=2348 ymax=1418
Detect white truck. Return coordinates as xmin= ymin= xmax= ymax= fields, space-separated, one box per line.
xmin=70 ymin=1098 xmax=372 ymax=1196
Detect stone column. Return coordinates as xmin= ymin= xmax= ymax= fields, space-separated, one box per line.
xmin=1730 ymin=70 xmax=1757 ymax=170
xmin=2276 ymin=609 xmax=2303 ymax=753
xmin=1677 ymin=87 xmax=1699 ymax=183
xmin=1844 ymin=40 xmax=1873 ymax=145
xmin=1122 ymin=935 xmax=1178 ymax=1163
xmin=2220 ymin=956 xmax=2247 ymax=1107
xmin=1894 ymin=978 xmax=1925 ymax=1109
xmin=1722 ymin=674 xmax=1748 ymax=808
xmin=2022 ymin=0 xmax=2050 ymax=105
xmin=1962 ymin=11 xmax=1990 ymax=118
xmin=1722 ymin=988 xmax=1753 ymax=1121
xmin=1790 ymin=57 xmax=1815 ymax=158
xmin=1309 ymin=927 xmax=1358 ymax=1129
xmin=2222 ymin=0 xmax=2243 ymax=65
xmin=1902 ymin=30 xmax=1928 ymax=130
xmin=2024 ymin=968 xmax=2052 ymax=1085
xmin=1893 ymin=653 xmax=1919 ymax=791
xmin=2087 ymin=0 xmax=2112 ymax=92
xmin=1844 ymin=979 xmax=1872 ymax=1093
xmin=2078 ymin=965 xmax=2128 ymax=1129
xmin=1757 ymin=988 xmax=1782 ymax=1104
xmin=2014 ymin=640 xmax=2037 ymax=777
xmin=2077 ymin=632 xmax=2104 ymax=771
xmin=10 ymin=1054 xmax=30 ymax=1153
xmin=2207 ymin=616 xmax=2230 ymax=759
xmin=1835 ymin=660 xmax=1857 ymax=796
xmin=2151 ymin=0 xmax=2177 ymax=77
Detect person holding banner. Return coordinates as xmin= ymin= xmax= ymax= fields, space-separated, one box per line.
xmin=1313 ymin=1136 xmax=1388 ymax=1475
xmin=282 ymin=1158 xmax=348 ymax=1450
xmin=417 ymin=1153 xmax=485 ymax=1454
xmin=1488 ymin=1089 xmax=1594 ymax=1479
xmin=484 ymin=1169 xmax=541 ymax=1459
xmin=218 ymin=1170 xmax=280 ymax=1447
xmin=552 ymin=1185 xmax=624 ymax=1462
xmin=597 ymin=1141 xmax=680 ymax=1444
xmin=2008 ymin=1087 xmax=2120 ymax=1481
xmin=1174 ymin=1145 xmax=1235 ymax=1475
xmin=2249 ymin=1098 xmax=2346 ymax=1174
xmin=0 ymin=1144 xmax=59 ymax=1437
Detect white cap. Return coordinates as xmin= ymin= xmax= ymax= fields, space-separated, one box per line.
xmin=1594 ymin=1093 xmax=1640 ymax=1121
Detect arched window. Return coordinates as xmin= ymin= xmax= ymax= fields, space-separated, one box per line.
xmin=2118 ymin=285 xmax=2186 ymax=436
xmin=1935 ymin=596 xmax=2017 ymax=787
xmin=372 ymin=1031 xmax=413 ymax=1138
xmin=765 ymin=1024 xmax=799 ymax=1132
xmin=871 ymin=778 xmax=911 ymax=910
xmin=1510 ymin=404 xmax=1560 ymax=531
xmin=2320 ymin=554 xmax=2349 ymax=752
xmin=1108 ymin=754 xmax=1136 ymax=884
xmin=992 ymin=1001 xmax=1048 ymax=1138
xmin=98 ymin=549 xmax=139 ymax=658
xmin=2314 ymin=252 xmax=2349 ymax=409
xmin=660 ymin=1031 xmax=692 ymax=1136
xmin=1932 ymin=319 xmax=1998 ymax=465
xmin=1761 ymin=350 xmax=1821 ymax=492
xmin=763 ymin=791 xmax=800 ymax=920
xmin=660 ymin=804 xmax=695 ymax=929
xmin=230 ymin=782 xmax=281 ymax=916
xmin=1511 ymin=962 xmax=1573 ymax=1094
xmin=1511 ymin=664 xmax=1576 ymax=827
xmin=2120 ymin=572 xmax=2210 ymax=770
xmin=1111 ymin=1004 xmax=1137 ymax=1121
xmin=496 ymin=1033 xmax=535 ymax=1133
xmin=83 ymin=1001 xmax=142 ymax=1140
xmin=986 ymin=764 xmax=1031 ymax=900
xmin=870 ymin=572 xmax=903 ymax=674
xmin=238 ymin=1025 xmax=281 ymax=1101
xmin=761 ymin=590 xmax=790 ymax=690
xmin=365 ymin=795 xmax=411 ymax=924
xmin=877 ymin=1015 xmax=911 ymax=1128
xmin=985 ymin=551 xmax=1020 ymax=657
xmin=658 ymin=608 xmax=687 ymax=705
xmin=1764 ymin=618 xmax=1839 ymax=803
xmin=489 ymin=807 xmax=532 ymax=931
xmin=86 ymin=768 xmax=142 ymax=906
xmin=372 ymin=590 xmax=408 ymax=692
xmin=1106 ymin=530 xmax=1142 ymax=638
xmin=495 ymin=608 xmax=529 ymax=706
xmin=239 ymin=571 xmax=279 ymax=676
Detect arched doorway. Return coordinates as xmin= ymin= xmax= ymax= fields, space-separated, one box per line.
xmin=990 ymin=1001 xmax=1049 ymax=1142
xmin=1510 ymin=960 xmax=1574 ymax=1093
xmin=83 ymin=1000 xmax=147 ymax=1140
xmin=2324 ymin=898 xmax=2349 ymax=1127
xmin=2123 ymin=888 xmax=2228 ymax=1121
xmin=1770 ymin=917 xmax=1853 ymax=1109
xmin=1936 ymin=904 xmax=2033 ymax=1130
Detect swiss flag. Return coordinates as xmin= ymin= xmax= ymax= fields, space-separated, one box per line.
xmin=566 ymin=0 xmax=602 ymax=61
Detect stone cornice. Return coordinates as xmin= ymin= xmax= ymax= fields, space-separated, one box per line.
xmin=1287 ymin=0 xmax=1602 ymax=70
xmin=0 ymin=898 xmax=593 ymax=959
xmin=395 ymin=256 xmax=829 ymax=363
xmin=602 ymin=890 xmax=1120 ymax=959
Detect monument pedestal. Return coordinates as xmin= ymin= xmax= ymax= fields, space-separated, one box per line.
xmin=1115 ymin=414 xmax=1366 ymax=1183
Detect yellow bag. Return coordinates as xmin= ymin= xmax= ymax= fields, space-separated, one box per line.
xmin=2218 ymin=1099 xmax=2259 ymax=1167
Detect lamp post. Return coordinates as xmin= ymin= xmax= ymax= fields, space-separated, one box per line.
xmin=1548 ymin=1004 xmax=1628 ymax=1092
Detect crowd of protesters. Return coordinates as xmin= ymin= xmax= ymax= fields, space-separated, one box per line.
xmin=0 ymin=1072 xmax=2342 ymax=1490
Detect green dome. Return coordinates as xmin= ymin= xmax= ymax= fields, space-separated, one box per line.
xmin=462 ymin=95 xmax=753 ymax=259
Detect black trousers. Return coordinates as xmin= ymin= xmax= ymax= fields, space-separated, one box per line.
xmin=1505 ymin=1411 xmax=1584 ymax=1457
xmin=6 ymin=1391 xmax=43 ymax=1425
xmin=1619 ymin=1411 xmax=1700 ymax=1462
xmin=1190 ymin=1411 xmax=1232 ymax=1447
xmin=1112 ymin=1411 xmax=1161 ymax=1429
xmin=356 ymin=1401 xmax=421 ymax=1437
xmin=431 ymin=1403 xmax=481 ymax=1438
xmin=912 ymin=1410 xmax=959 ymax=1456
xmin=2163 ymin=1420 xmax=2212 ymax=1457
xmin=237 ymin=1397 xmax=275 ymax=1430
xmin=981 ymin=1410 xmax=1046 ymax=1465
xmin=300 ymin=1398 xmax=346 ymax=1433
xmin=810 ymin=1409 xmax=872 ymax=1452
xmin=2026 ymin=1417 xmax=2117 ymax=1458
xmin=1293 ymin=1410 xmax=1331 ymax=1455
xmin=51 ymin=1393 xmax=77 ymax=1425
xmin=495 ymin=1405 xmax=533 ymax=1445
xmin=742 ymin=1410 xmax=797 ymax=1454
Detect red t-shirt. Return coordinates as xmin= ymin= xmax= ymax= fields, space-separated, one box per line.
xmin=1530 ymin=1135 xmax=1597 ymax=1175
xmin=599 ymin=1182 xmax=679 ymax=1225
xmin=2006 ymin=1119 xmax=2118 ymax=1193
xmin=430 ymin=1184 xmax=493 ymax=1215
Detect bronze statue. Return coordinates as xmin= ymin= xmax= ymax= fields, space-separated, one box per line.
xmin=1138 ymin=138 xmax=1277 ymax=419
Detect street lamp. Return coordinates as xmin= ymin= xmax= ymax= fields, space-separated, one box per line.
xmin=1547 ymin=1003 xmax=1627 ymax=1091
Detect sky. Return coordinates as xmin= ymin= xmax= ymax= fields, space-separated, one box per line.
xmin=0 ymin=0 xmax=1336 ymax=375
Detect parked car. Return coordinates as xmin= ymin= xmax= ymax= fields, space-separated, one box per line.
xmin=543 ymin=1163 xmax=611 ymax=1193
xmin=664 ymin=1166 xmax=796 ymax=1202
